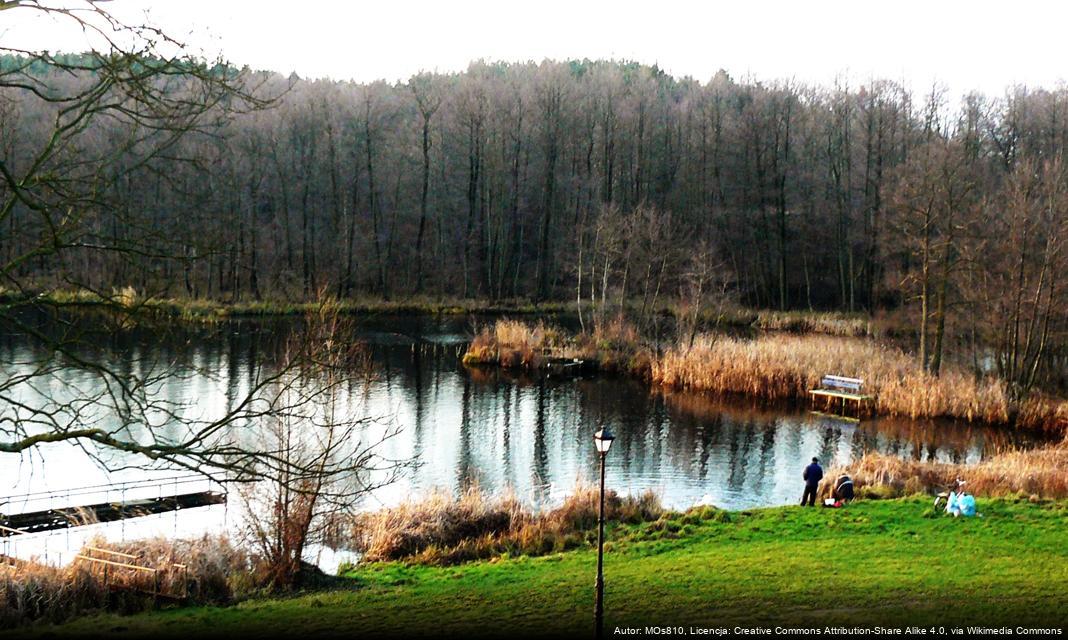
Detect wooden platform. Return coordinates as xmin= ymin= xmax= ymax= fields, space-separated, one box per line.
xmin=809 ymin=389 xmax=873 ymax=402
xmin=543 ymin=357 xmax=598 ymax=377
xmin=809 ymin=388 xmax=874 ymax=414
xmin=0 ymin=491 xmax=227 ymax=536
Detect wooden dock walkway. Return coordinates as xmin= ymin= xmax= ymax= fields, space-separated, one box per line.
xmin=0 ymin=476 xmax=226 ymax=537
xmin=0 ymin=492 xmax=226 ymax=536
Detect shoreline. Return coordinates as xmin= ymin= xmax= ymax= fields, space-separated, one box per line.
xmin=6 ymin=290 xmax=1066 ymax=433
xmin=461 ymin=319 xmax=1068 ymax=436
xmin=0 ymin=290 xmax=573 ymax=321
xmin=11 ymin=497 xmax=1067 ymax=636
xmin=1 ymin=289 xmax=885 ymax=336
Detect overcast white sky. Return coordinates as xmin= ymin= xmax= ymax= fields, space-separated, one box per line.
xmin=4 ymin=0 xmax=1068 ymax=97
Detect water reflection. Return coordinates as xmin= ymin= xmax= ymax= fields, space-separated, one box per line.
xmin=0 ymin=315 xmax=1034 ymax=513
xmin=361 ymin=318 xmax=1027 ymax=510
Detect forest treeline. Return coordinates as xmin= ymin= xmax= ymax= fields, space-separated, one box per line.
xmin=2 ymin=57 xmax=1066 ymax=390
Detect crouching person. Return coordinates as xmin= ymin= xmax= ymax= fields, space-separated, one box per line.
xmin=832 ymin=473 xmax=855 ymax=503
xmin=956 ymin=491 xmax=977 ymax=517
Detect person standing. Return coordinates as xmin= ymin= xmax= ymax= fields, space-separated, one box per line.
xmin=801 ymin=457 xmax=823 ymax=506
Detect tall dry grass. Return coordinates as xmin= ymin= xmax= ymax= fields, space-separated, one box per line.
xmin=350 ymin=484 xmax=663 ymax=566
xmin=653 ymin=333 xmax=1068 ymax=433
xmin=462 ymin=317 xmax=651 ymax=376
xmin=752 ymin=310 xmax=876 ymax=337
xmin=463 ymin=320 xmax=1068 ymax=433
xmin=98 ymin=535 xmax=254 ymax=603
xmin=0 ymin=560 xmax=106 ymax=628
xmin=463 ymin=319 xmax=555 ymax=368
xmin=0 ymin=535 xmax=254 ymax=629
xmin=586 ymin=315 xmax=654 ymax=376
xmin=822 ymin=439 xmax=1068 ymax=500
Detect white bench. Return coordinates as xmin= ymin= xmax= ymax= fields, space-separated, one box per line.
xmin=809 ymin=375 xmax=873 ymax=415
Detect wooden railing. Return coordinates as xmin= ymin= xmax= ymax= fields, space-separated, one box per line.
xmin=0 ymin=524 xmax=26 ymax=537
xmin=74 ymin=546 xmax=189 ymax=600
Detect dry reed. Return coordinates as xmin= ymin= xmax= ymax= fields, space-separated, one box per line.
xmin=462 ymin=317 xmax=652 ymax=376
xmin=463 ymin=320 xmax=1068 ymax=432
xmin=653 ymin=333 xmax=1068 ymax=433
xmin=752 ymin=310 xmax=875 ymax=337
xmin=0 ymin=535 xmax=254 ymax=629
xmin=99 ymin=535 xmax=254 ymax=603
xmin=822 ymin=439 xmax=1068 ymax=500
xmin=463 ymin=319 xmax=553 ymax=368
xmin=350 ymin=484 xmax=663 ymax=566
xmin=0 ymin=559 xmax=106 ymax=628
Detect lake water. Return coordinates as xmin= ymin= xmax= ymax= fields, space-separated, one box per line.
xmin=0 ymin=314 xmax=1034 ymax=565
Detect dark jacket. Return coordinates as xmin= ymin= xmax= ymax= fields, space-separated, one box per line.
xmin=834 ymin=474 xmax=855 ymax=501
xmin=803 ymin=462 xmax=824 ymax=487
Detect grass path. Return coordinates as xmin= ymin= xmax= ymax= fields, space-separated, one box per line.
xmin=20 ymin=498 xmax=1068 ymax=638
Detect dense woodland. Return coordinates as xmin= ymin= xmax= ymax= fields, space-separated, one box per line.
xmin=2 ymin=56 xmax=1066 ymax=390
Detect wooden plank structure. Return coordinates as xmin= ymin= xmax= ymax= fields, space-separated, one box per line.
xmin=0 ymin=475 xmax=226 ymax=537
xmin=543 ymin=356 xmax=598 ymax=377
xmin=1 ymin=533 xmax=190 ymax=600
xmin=0 ymin=492 xmax=226 ymax=536
xmin=75 ymin=545 xmax=190 ymax=601
xmin=0 ymin=479 xmax=209 ymax=601
xmin=809 ymin=374 xmax=874 ymax=417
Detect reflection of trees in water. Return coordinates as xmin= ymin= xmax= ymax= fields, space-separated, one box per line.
xmin=691 ymin=414 xmax=724 ymax=483
xmin=817 ymin=422 xmax=837 ymax=465
xmin=7 ymin=319 xmax=1043 ymax=510
xmin=500 ymin=384 xmax=513 ymax=486
xmin=849 ymin=417 xmax=1018 ymax=465
xmin=755 ymin=424 xmax=777 ymax=493
xmin=725 ymin=418 xmax=755 ymax=492
xmin=411 ymin=345 xmax=425 ymax=459
xmin=662 ymin=388 xmax=1024 ymax=460
xmin=225 ymin=330 xmax=243 ymax=415
xmin=533 ymin=381 xmax=550 ymax=488
xmin=458 ymin=374 xmax=474 ymax=489
xmin=589 ymin=379 xmax=657 ymax=482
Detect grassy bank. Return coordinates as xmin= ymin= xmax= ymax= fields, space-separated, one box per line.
xmin=19 ymin=498 xmax=1068 ymax=637
xmin=4 ymin=288 xmax=887 ymax=338
xmin=0 ymin=289 xmax=574 ymax=322
xmin=0 ymin=487 xmax=662 ymax=630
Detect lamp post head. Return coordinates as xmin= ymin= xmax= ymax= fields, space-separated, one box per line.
xmin=593 ymin=427 xmax=615 ymax=455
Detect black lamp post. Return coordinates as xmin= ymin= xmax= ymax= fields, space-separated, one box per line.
xmin=593 ymin=426 xmax=615 ymax=639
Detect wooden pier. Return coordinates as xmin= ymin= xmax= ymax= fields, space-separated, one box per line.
xmin=0 ymin=476 xmax=226 ymax=537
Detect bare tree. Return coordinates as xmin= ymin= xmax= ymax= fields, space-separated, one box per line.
xmin=979 ymin=159 xmax=1068 ymax=397
xmin=409 ymin=72 xmax=442 ymax=294
xmin=239 ymin=305 xmax=407 ymax=588
xmin=677 ymin=241 xmax=732 ymax=351
xmin=0 ymin=3 xmax=407 ymax=493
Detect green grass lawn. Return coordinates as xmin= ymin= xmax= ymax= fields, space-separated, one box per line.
xmin=19 ymin=498 xmax=1068 ymax=637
